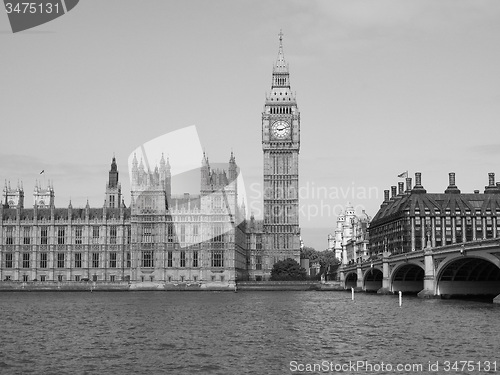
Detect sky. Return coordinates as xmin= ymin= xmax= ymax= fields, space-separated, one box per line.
xmin=1 ymin=0 xmax=500 ymax=251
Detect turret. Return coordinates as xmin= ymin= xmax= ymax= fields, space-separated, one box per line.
xmin=201 ymin=152 xmax=210 ymax=191
xmin=228 ymin=151 xmax=237 ymax=182
xmin=3 ymin=180 xmax=24 ymax=209
xmin=105 ymin=156 xmax=122 ymax=208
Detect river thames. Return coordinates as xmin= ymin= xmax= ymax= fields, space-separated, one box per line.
xmin=0 ymin=291 xmax=498 ymax=374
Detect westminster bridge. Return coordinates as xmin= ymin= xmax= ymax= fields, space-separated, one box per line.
xmin=338 ymin=238 xmax=500 ymax=300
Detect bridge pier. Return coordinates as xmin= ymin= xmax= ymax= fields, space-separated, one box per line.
xmin=417 ymin=248 xmax=437 ymax=298
xmin=356 ymin=264 xmax=363 ymax=290
xmin=377 ymin=251 xmax=392 ymax=294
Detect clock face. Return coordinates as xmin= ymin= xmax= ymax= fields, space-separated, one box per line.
xmin=271 ymin=120 xmax=291 ymax=139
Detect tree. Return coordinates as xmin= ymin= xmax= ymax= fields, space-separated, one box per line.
xmin=300 ymin=246 xmax=340 ymax=280
xmin=270 ymin=258 xmax=307 ymax=281
xmin=300 ymin=246 xmax=319 ymax=262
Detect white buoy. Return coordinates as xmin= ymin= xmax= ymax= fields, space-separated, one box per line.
xmin=351 ymin=287 xmax=355 ymax=301
xmin=399 ymin=291 xmax=402 ymax=307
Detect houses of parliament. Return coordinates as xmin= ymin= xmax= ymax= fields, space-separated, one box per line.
xmin=0 ymin=34 xmax=301 ymax=286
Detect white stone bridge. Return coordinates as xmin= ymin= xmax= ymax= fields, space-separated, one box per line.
xmin=339 ymin=238 xmax=500 ymax=301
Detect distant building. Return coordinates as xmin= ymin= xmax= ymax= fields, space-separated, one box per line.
xmin=369 ymin=172 xmax=500 ymax=257
xmin=328 ymin=202 xmax=371 ymax=264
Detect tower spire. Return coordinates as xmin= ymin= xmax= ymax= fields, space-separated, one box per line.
xmin=274 ymin=29 xmax=288 ymax=75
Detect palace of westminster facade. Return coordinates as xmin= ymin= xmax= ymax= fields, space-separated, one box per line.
xmin=0 ymin=34 xmax=301 ymax=285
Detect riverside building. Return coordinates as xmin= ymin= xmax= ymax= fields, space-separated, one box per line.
xmin=0 ymin=154 xmax=246 ymax=285
xmin=369 ymin=172 xmax=500 ymax=256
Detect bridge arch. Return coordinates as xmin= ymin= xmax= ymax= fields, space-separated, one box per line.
xmin=436 ymin=255 xmax=500 ymax=299
xmin=363 ymin=267 xmax=383 ymax=292
xmin=345 ymin=272 xmax=357 ymax=289
xmin=390 ymin=262 xmax=424 ymax=294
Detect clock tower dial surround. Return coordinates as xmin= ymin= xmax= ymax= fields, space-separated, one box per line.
xmin=262 ymin=31 xmax=301 ymax=268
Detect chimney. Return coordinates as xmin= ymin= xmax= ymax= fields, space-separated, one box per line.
xmin=398 ymin=182 xmax=404 ymax=195
xmin=406 ymin=177 xmax=412 ymax=193
xmin=415 ymin=172 xmax=422 ymax=186
xmin=449 ymin=172 xmax=456 ymax=186
xmin=412 ymin=172 xmax=427 ymax=194
xmin=391 ymin=186 xmax=397 ymax=198
xmin=485 ymin=172 xmax=500 ymax=194
xmin=445 ymin=172 xmax=460 ymax=194
xmin=381 ymin=189 xmax=390 ymax=208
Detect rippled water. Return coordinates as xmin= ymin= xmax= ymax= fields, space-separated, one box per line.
xmin=0 ymin=291 xmax=498 ymax=374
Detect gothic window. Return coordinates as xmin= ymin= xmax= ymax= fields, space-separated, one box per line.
xmin=92 ymin=226 xmax=99 ymax=244
xmin=126 ymin=252 xmax=131 ymax=268
xmin=6 ymin=227 xmax=13 ymax=245
xmin=142 ymin=224 xmax=153 ymax=243
xmin=5 ymin=253 xmax=13 ymax=268
xmin=110 ymin=225 xmax=117 ymax=244
xmin=75 ymin=253 xmax=82 ymax=268
xmin=180 ymin=251 xmax=186 ymax=267
xmin=40 ymin=252 xmax=48 ymax=268
xmin=212 ymin=225 xmax=224 ymax=243
xmin=57 ymin=227 xmax=65 ymax=245
xmin=211 ymin=250 xmax=223 ymax=268
xmin=141 ymin=250 xmax=154 ymax=268
xmin=167 ymin=223 xmax=174 ymax=243
xmin=255 ymin=255 xmax=262 ymax=270
xmin=57 ymin=253 xmax=64 ymax=268
xmin=92 ymin=252 xmax=99 ymax=268
xmin=167 ymin=251 xmax=173 ymax=267
xmin=109 ymin=252 xmax=117 ymax=268
xmin=192 ymin=251 xmax=199 ymax=267
xmin=75 ymin=227 xmax=83 ymax=245
xmin=41 ymin=227 xmax=48 ymax=245
xmin=22 ymin=253 xmax=30 ymax=268
xmin=256 ymin=235 xmax=262 ymax=250
xmin=23 ymin=227 xmax=30 ymax=245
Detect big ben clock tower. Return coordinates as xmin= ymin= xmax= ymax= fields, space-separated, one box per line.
xmin=262 ymin=31 xmax=301 ymax=268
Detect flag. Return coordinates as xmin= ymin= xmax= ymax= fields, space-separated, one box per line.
xmin=40 ymin=170 xmax=44 ymax=175
xmin=397 ymin=171 xmax=407 ymax=178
